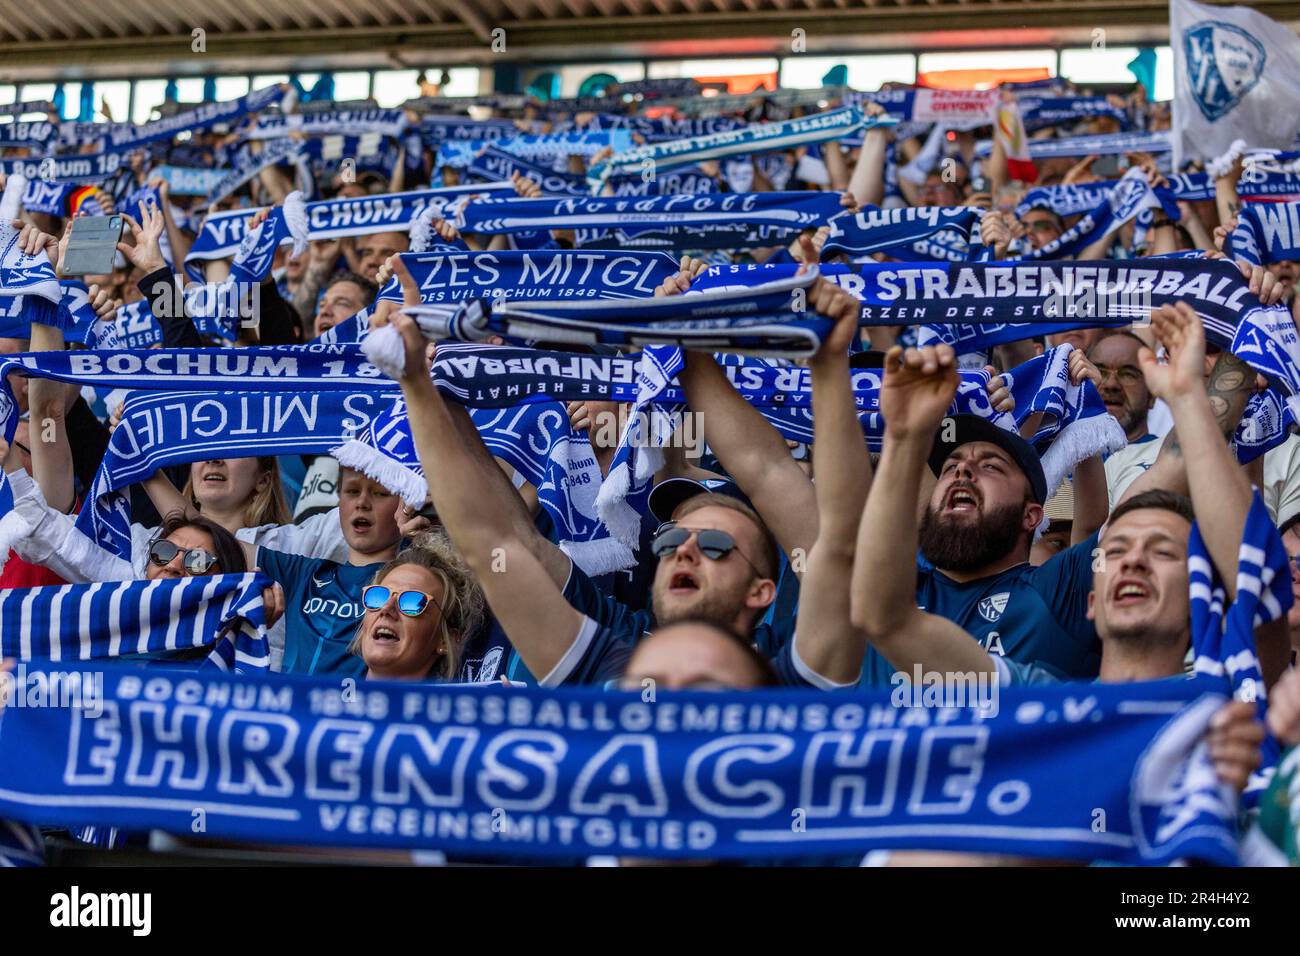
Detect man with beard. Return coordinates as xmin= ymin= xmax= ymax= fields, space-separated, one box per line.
xmin=851 ymin=300 xmax=1290 ymax=707
xmin=899 ymin=410 xmax=1101 ymax=679
xmin=810 ymin=333 xmax=1110 ymax=680
xmin=1089 ymin=330 xmax=1162 ymax=507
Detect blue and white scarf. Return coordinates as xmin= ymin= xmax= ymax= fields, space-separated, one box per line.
xmin=1019 ymin=167 xmax=1179 ymax=261
xmin=466 ymin=146 xmax=587 ymax=197
xmin=975 ymin=130 xmax=1171 ymax=160
xmin=374 ymin=249 xmax=678 ymax=306
xmin=245 ymin=108 xmax=409 ymax=142
xmin=1189 ymin=491 xmax=1293 ymax=799
xmin=996 ymin=344 xmax=1127 ymax=496
xmin=185 ymin=184 xmax=512 ymax=280
xmin=0 ymin=99 xmax=55 ymax=118
xmin=93 ymin=85 xmax=287 ymax=150
xmin=0 ymin=149 xmax=129 ymax=185
xmin=605 ymin=166 xmax=718 ymax=198
xmin=16 ymin=178 xmax=79 ymax=218
xmin=1225 ymin=201 xmax=1300 ymax=265
xmin=439 ymin=130 xmax=632 ymax=169
xmin=452 ymin=191 xmax=842 ymax=250
xmin=75 ymin=387 xmax=393 ymax=559
xmin=203 ymin=137 xmax=313 ymax=208
xmin=0 ymin=219 xmax=63 ymax=330
xmin=0 ymin=120 xmax=57 ymax=147
xmin=420 ymin=115 xmax=521 ymax=149
xmin=1020 ymin=96 xmax=1130 ymax=132
xmin=821 ymin=206 xmax=982 ymax=259
xmin=333 ymin=392 xmax=635 ymax=574
xmin=153 ymin=164 xmax=227 ymax=197
xmin=415 ymin=264 xmax=829 ymax=356
xmin=0 ymin=668 xmax=1241 ymax=864
xmin=690 ymin=259 xmax=1139 ymax=349
xmin=0 ymin=345 xmax=388 ymax=458
xmin=586 ymin=107 xmax=886 ymax=190
xmin=0 ymin=573 xmax=273 ymax=672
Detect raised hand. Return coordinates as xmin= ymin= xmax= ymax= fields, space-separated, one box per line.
xmin=1237 ymin=260 xmax=1285 ymax=307
xmin=655 ymin=255 xmax=708 ymax=297
xmin=1137 ymin=302 xmax=1205 ymax=402
xmin=1067 ymin=347 xmax=1103 ymax=389
xmin=11 ymin=220 xmax=59 ymax=262
xmin=983 ymin=365 xmax=1014 ymax=413
xmin=880 ymin=344 xmax=959 ymax=441
xmin=1206 ymin=700 xmax=1264 ymax=793
xmin=86 ymin=283 xmax=118 ymax=320
xmin=433 ymin=218 xmax=462 ymax=245
xmin=116 ymin=201 xmax=167 ymax=274
xmin=809 ymin=277 xmax=861 ymax=363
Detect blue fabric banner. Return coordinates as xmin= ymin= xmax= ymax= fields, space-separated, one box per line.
xmin=0 ymin=666 xmax=1240 ymax=864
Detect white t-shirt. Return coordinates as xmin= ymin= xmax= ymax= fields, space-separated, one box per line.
xmin=1105 ymin=433 xmax=1165 ymax=510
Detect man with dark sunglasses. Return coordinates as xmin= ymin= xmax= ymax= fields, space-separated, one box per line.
xmin=372 ymin=260 xmax=870 ymax=690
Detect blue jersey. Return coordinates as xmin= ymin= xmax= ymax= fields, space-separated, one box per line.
xmin=501 ymin=559 xmax=814 ymax=689
xmin=900 ymin=533 xmax=1102 ymax=682
xmin=257 ymin=546 xmax=380 ymax=678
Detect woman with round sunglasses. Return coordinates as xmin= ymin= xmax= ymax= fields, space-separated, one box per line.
xmin=347 ymin=539 xmax=485 ymax=682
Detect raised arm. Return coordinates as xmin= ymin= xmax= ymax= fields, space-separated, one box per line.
xmin=846 ymin=105 xmax=889 ymax=208
xmin=849 ymin=344 xmax=998 ymax=678
xmin=13 ymin=222 xmax=76 ymax=513
xmin=788 ymin=279 xmax=876 ymax=684
xmin=671 ymin=256 xmax=819 ymax=561
xmin=1136 ymin=303 xmax=1252 ymax=597
xmin=376 ymin=261 xmax=582 ymax=680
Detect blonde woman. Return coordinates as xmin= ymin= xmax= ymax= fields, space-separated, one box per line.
xmin=350 ymin=536 xmax=485 ymax=683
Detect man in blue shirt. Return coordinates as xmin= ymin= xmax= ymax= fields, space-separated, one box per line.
xmin=852 ymin=304 xmax=1290 ymax=708
xmin=379 ymin=261 xmax=869 ymax=690
xmin=245 ymin=468 xmax=403 ymax=677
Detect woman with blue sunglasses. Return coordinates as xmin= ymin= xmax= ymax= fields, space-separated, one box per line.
xmin=347 ymin=537 xmax=485 ymax=682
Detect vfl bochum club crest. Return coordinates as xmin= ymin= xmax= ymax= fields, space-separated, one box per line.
xmin=978 ymin=592 xmax=1010 ymax=623
xmin=1184 ymin=20 xmax=1268 ymax=122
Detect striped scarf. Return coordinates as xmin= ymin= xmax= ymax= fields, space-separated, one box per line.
xmin=0 ymin=572 xmax=273 ymax=673
xmin=0 ymin=218 xmax=63 ymax=331
xmin=402 ymin=263 xmax=830 ymax=357
xmin=1188 ymin=491 xmax=1294 ymax=799
xmin=585 ymin=107 xmax=887 ymax=191
xmin=184 ymin=184 xmax=512 ymax=281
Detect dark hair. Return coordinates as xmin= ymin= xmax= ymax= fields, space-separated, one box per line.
xmin=153 ymin=511 xmax=247 ymax=576
xmin=1109 ymin=490 xmax=1194 ymax=527
xmin=1279 ymin=510 xmax=1300 ymax=538
xmin=325 ymin=271 xmax=378 ymax=305
xmin=673 ymin=492 xmax=780 ymax=581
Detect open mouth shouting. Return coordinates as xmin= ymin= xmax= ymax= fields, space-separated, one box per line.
xmin=1110 ymin=576 xmax=1152 ymax=607
xmin=351 ymin=515 xmax=374 ymax=536
xmin=944 ymin=483 xmax=980 ymax=515
xmin=370 ymin=623 xmax=400 ymax=644
xmin=668 ymin=568 xmax=700 ymax=596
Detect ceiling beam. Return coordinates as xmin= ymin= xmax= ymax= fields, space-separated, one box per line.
xmin=3 ymin=3 xmax=1300 ymax=73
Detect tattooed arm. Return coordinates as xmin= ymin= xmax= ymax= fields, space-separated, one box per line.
xmin=1214 ymin=156 xmax=1242 ymax=231
xmin=1118 ymin=344 xmax=1255 ymax=504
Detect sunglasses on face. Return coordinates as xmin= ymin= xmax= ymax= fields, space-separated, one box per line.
xmin=148 ymin=540 xmax=219 ymax=575
xmin=650 ymin=523 xmax=761 ymax=574
xmin=361 ymin=584 xmax=440 ymax=617
xmin=1024 ymin=219 xmax=1059 ymax=233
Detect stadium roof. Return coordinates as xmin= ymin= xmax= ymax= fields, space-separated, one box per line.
xmin=2 ymin=0 xmax=1299 ymax=78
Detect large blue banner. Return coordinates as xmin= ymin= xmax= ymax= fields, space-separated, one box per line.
xmin=0 ymin=666 xmax=1239 ymax=864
